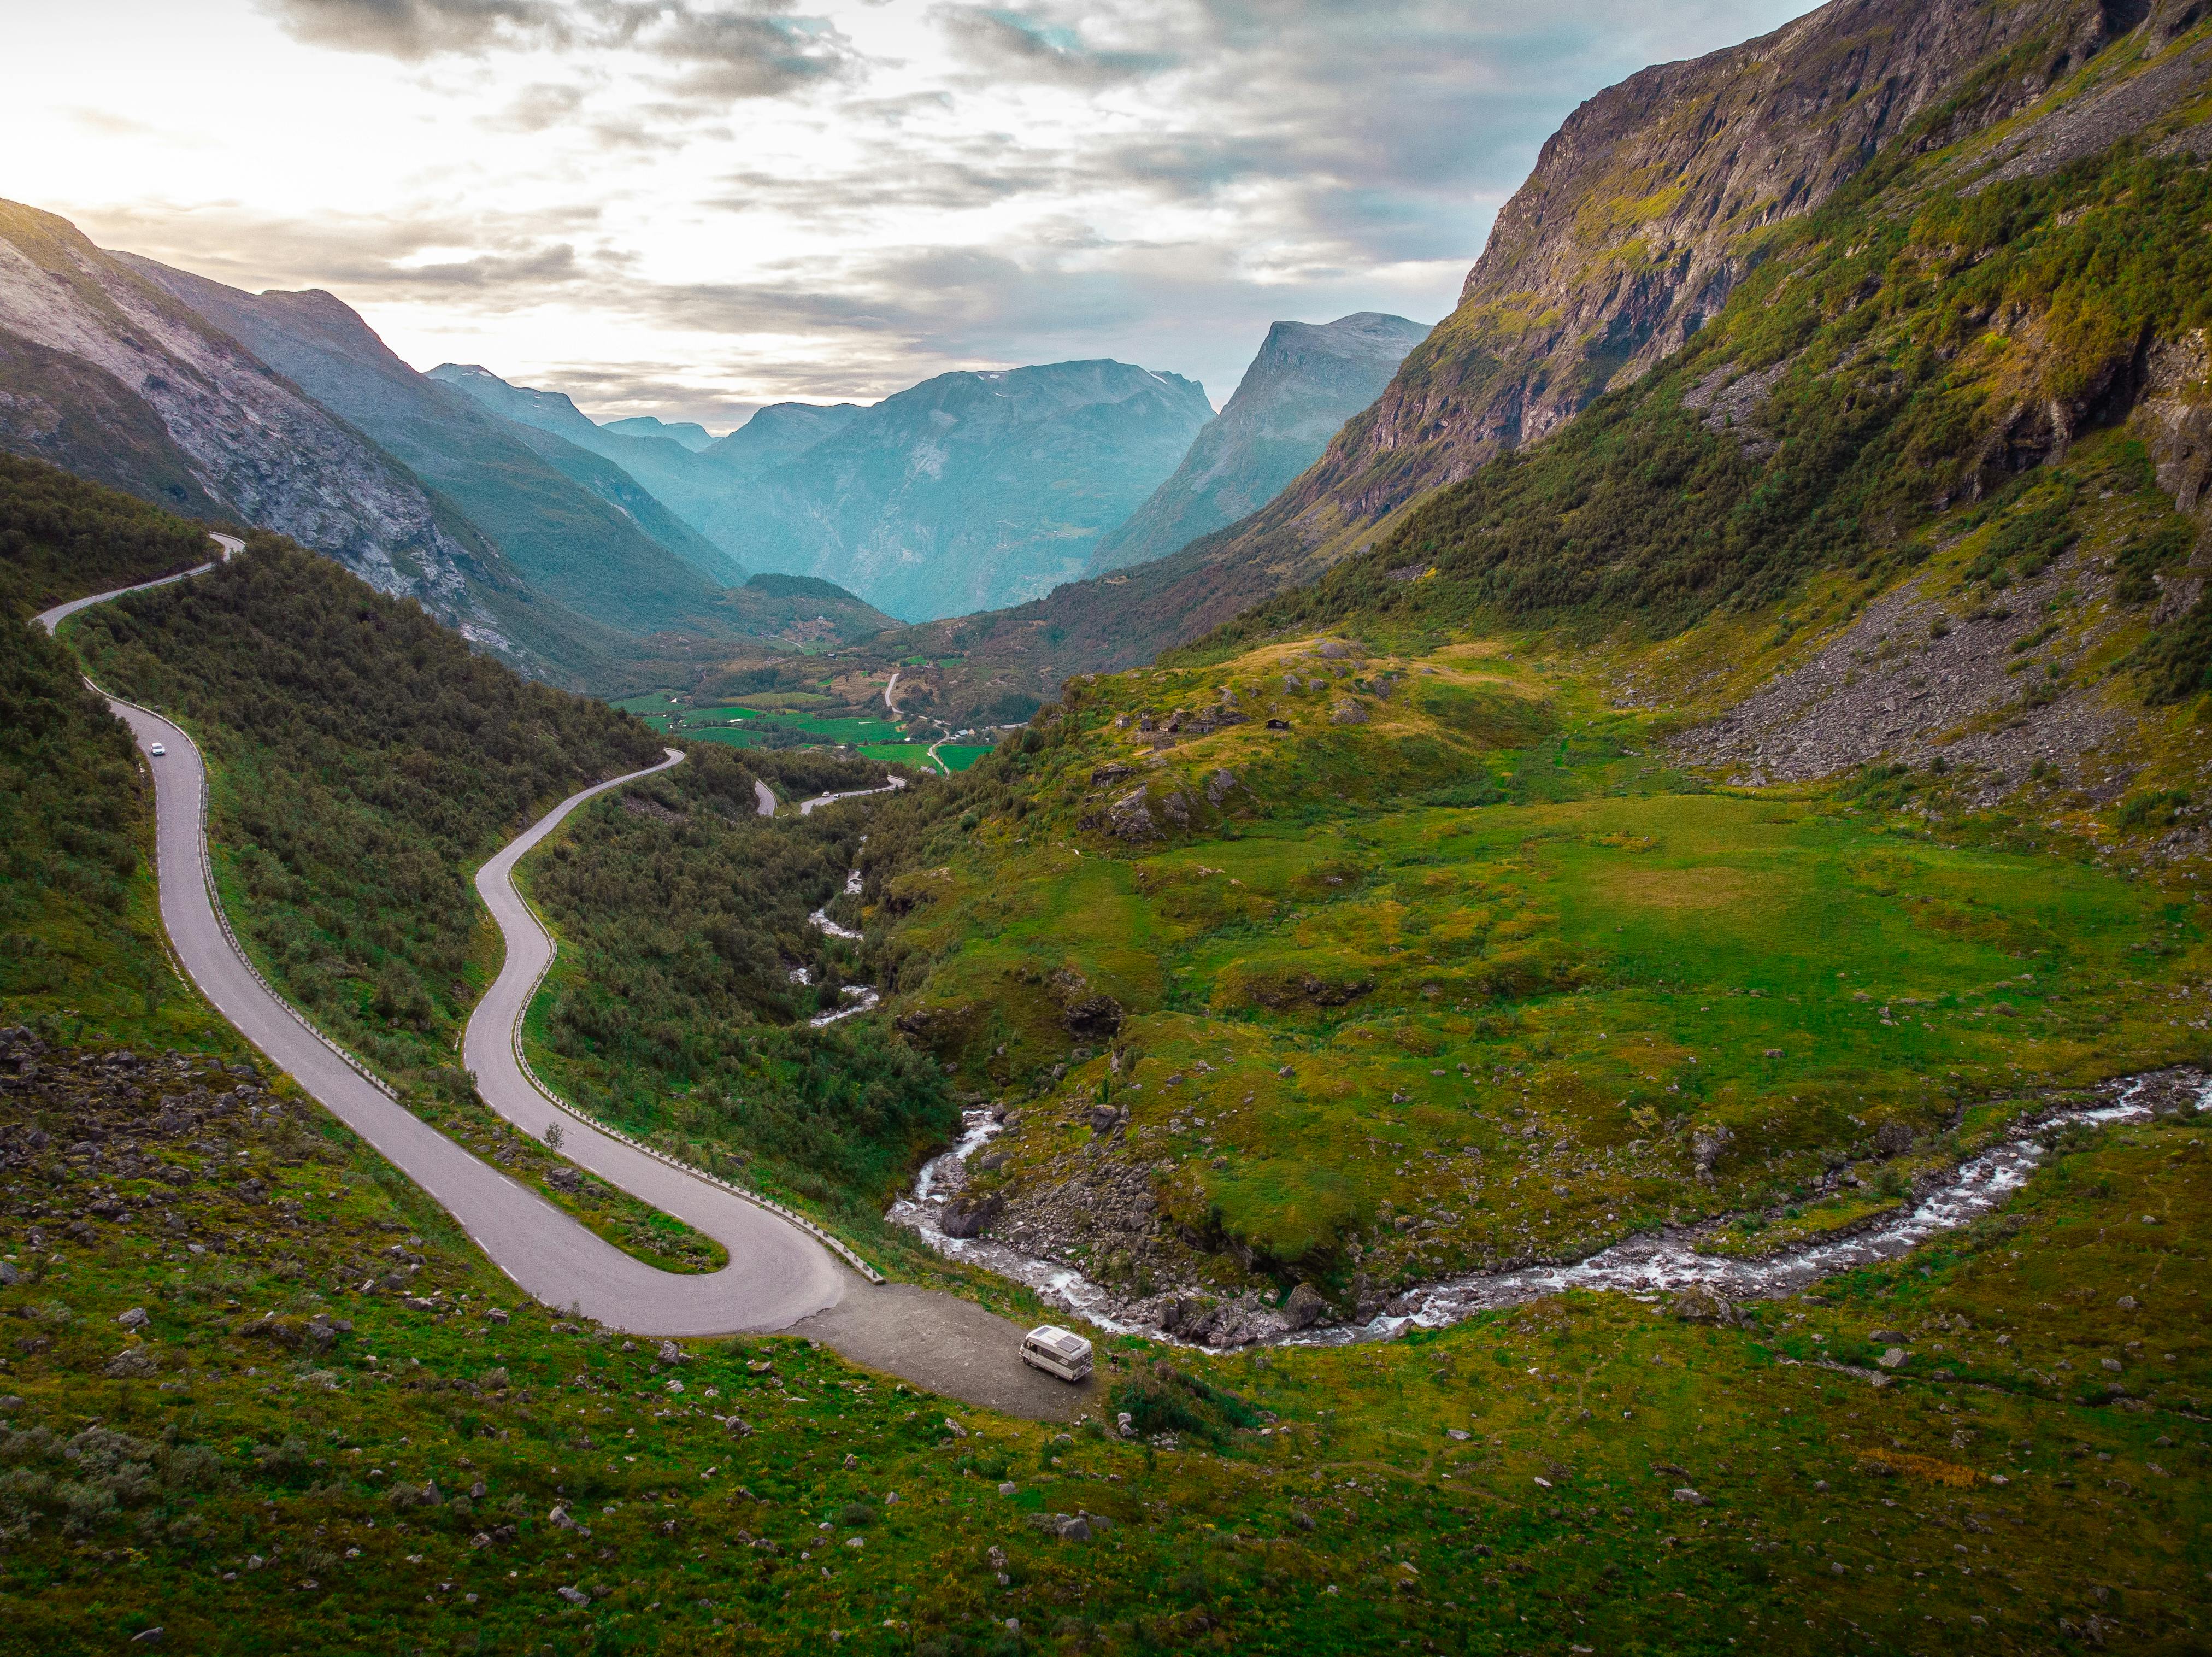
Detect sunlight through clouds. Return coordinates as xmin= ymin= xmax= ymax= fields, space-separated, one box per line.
xmin=10 ymin=0 xmax=1816 ymax=431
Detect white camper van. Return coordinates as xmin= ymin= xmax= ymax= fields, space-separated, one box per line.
xmin=1020 ymin=1325 xmax=1093 ymax=1383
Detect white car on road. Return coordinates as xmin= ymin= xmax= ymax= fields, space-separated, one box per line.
xmin=148 ymin=742 xmax=166 ymax=757
xmin=1020 ymin=1325 xmax=1093 ymax=1382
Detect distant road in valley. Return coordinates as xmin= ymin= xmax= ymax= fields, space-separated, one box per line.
xmin=39 ymin=545 xmax=1088 ymax=1415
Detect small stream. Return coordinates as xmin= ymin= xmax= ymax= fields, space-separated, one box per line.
xmin=807 ymin=868 xmax=878 ymax=1026
xmin=885 ymin=1074 xmax=2195 ymax=1348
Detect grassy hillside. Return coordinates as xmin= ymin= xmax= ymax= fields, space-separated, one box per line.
xmin=0 ymin=454 xmax=213 ymax=619
xmin=860 ymin=631 xmax=2211 ymax=1311
xmin=1 ymin=1019 xmax=2206 ymax=1655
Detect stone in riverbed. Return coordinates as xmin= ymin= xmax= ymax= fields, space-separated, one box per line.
xmin=940 ymin=1192 xmax=1005 ymax=1239
xmin=1281 ymin=1282 xmax=1328 ymax=1331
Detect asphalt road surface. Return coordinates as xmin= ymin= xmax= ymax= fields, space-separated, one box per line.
xmin=39 ymin=543 xmax=1093 ymax=1418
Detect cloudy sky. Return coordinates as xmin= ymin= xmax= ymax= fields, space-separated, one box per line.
xmin=13 ymin=0 xmax=1816 ymax=432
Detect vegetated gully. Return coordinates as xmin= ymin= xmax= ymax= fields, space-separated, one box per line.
xmin=39 ymin=551 xmax=1093 ymax=1417
xmin=890 ymin=1069 xmax=2196 ymax=1353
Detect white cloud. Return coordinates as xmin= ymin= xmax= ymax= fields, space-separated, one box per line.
xmin=13 ymin=0 xmax=1820 ymax=430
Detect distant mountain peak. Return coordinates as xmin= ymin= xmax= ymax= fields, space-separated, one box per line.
xmin=696 ymin=357 xmax=1211 ymax=620
xmin=604 ymin=415 xmax=715 ymax=452
xmin=1086 ymin=313 xmax=1428 ymax=575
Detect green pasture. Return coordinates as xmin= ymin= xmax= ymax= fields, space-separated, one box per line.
xmin=855 ymin=741 xmax=935 ymax=765
xmin=7 ymin=1014 xmax=2207 ymax=1656
xmin=934 ymin=742 xmax=994 ymax=772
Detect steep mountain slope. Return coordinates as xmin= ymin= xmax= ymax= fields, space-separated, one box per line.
xmin=485 ymin=413 xmax=748 ymax=586
xmin=884 ymin=0 xmax=2212 ymax=692
xmin=699 ymin=399 xmax=862 ymax=480
xmin=417 ymin=367 xmax=897 ymax=642
xmin=849 ymin=4 xmax=2212 ymax=1352
xmin=1086 ymin=313 xmax=1429 ymax=575
xmin=116 ymin=262 xmax=755 ymax=641
xmin=426 ymin=361 xmax=745 ymax=573
xmin=702 ymin=360 xmax=1213 ymax=621
xmin=0 ymin=199 xmax=602 ymax=679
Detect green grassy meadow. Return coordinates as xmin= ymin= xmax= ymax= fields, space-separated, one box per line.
xmin=882 ymin=633 xmax=2212 ymax=1302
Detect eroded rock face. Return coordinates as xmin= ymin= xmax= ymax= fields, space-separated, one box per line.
xmin=1108 ymin=786 xmax=1157 ymax=840
xmin=1260 ymin=0 xmax=2182 ymax=532
xmin=0 ymin=202 xmax=521 ymax=663
xmin=2135 ymin=331 xmax=2212 ymax=617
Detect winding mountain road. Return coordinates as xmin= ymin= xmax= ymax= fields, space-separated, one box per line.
xmin=39 ymin=540 xmax=1092 ymax=1417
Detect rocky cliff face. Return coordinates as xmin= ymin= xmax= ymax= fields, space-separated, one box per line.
xmin=705 ymin=360 xmax=1213 ymax=621
xmin=1279 ymin=0 xmax=2192 ymax=532
xmin=1086 ymin=313 xmax=1429 ymax=575
xmin=932 ymin=0 xmax=2211 ymax=686
xmin=0 ymin=200 xmax=556 ymax=668
xmin=104 ymin=273 xmax=751 ymax=642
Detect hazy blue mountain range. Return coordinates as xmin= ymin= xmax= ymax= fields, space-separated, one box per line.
xmin=1086 ymin=312 xmax=1429 ymax=575
xmin=699 ymin=401 xmax=863 ymax=482
xmin=0 ymin=199 xmax=895 ymax=686
xmin=418 ymin=361 xmax=746 ymax=583
xmin=114 ymin=261 xmax=762 ymax=639
xmin=604 ymin=414 xmax=715 ymax=451
xmin=699 ymin=360 xmax=1212 ymax=620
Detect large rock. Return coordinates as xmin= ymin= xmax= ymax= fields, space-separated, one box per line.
xmin=1107 ymin=787 xmax=1157 ymax=841
xmin=939 ymin=1191 xmax=1005 ymax=1239
xmin=1063 ymin=995 xmax=1125 ymax=1038
xmin=1281 ymin=1283 xmax=1329 ymax=1331
xmin=1160 ymin=1296 xmax=1219 ymax=1341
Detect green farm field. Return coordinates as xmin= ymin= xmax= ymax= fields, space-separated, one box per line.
xmin=934 ymin=743 xmax=995 ymax=773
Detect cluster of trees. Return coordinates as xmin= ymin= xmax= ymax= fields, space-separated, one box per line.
xmin=528 ymin=742 xmax=958 ymax=1224
xmin=72 ymin=535 xmax=664 ymax=1077
xmin=0 ymin=459 xmax=239 ymax=1039
xmin=0 ymin=453 xmax=210 ymax=621
xmin=0 ymin=618 xmax=160 ymax=1023
xmin=1192 ymin=150 xmax=2212 ymax=673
